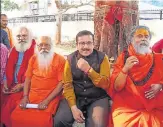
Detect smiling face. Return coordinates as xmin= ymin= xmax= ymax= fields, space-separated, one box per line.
xmin=76 ymin=35 xmax=94 ymax=56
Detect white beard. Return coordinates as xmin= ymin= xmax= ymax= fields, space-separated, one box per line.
xmin=133 ymin=40 xmax=152 ymax=54
xmin=36 ymin=49 xmax=54 ymax=73
xmin=15 ymin=41 xmax=32 ymax=52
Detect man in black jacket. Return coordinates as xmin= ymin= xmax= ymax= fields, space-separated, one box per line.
xmin=54 ymin=30 xmax=111 ymax=127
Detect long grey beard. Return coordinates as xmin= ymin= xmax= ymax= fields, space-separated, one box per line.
xmin=15 ymin=41 xmax=31 ymax=52
xmin=37 ymin=50 xmax=54 ymax=72
xmin=133 ymin=41 xmax=152 ymax=54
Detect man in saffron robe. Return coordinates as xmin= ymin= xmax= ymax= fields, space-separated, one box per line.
xmin=54 ymin=30 xmax=111 ymax=127
xmin=11 ymin=36 xmax=65 ymax=127
xmin=1 ymin=14 xmax=13 ymax=48
xmin=109 ymin=26 xmax=163 ymax=127
xmin=1 ymin=26 xmax=36 ymax=127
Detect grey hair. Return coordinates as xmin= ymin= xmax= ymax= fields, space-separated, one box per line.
xmin=13 ymin=26 xmax=33 ymax=46
xmin=130 ymin=25 xmax=152 ymax=41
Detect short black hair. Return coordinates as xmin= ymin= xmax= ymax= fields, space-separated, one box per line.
xmin=1 ymin=14 xmax=7 ymax=17
xmin=76 ymin=30 xmax=94 ymax=43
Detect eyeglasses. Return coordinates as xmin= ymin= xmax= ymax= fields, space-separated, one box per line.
xmin=78 ymin=41 xmax=93 ymax=46
xmin=37 ymin=43 xmax=50 ymax=48
xmin=16 ymin=34 xmax=28 ymax=39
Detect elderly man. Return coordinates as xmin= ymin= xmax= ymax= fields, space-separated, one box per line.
xmin=11 ymin=36 xmax=65 ymax=127
xmin=109 ymin=26 xmax=163 ymax=127
xmin=1 ymin=14 xmax=13 ymax=47
xmin=54 ymin=30 xmax=111 ymax=127
xmin=1 ymin=26 xmax=35 ymax=127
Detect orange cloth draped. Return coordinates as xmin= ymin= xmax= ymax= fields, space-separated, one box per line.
xmin=108 ymin=45 xmax=163 ymax=127
xmin=11 ymin=53 xmax=65 ymax=127
xmin=4 ymin=27 xmax=13 ymax=48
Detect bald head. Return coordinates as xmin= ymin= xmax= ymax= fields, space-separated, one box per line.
xmin=37 ymin=36 xmax=52 ymax=53
xmin=37 ymin=36 xmax=52 ymax=45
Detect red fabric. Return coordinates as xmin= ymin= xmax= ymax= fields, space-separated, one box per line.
xmin=1 ymin=40 xmax=35 ymax=127
xmin=1 ymin=92 xmax=23 ymax=127
xmin=6 ymin=40 xmax=36 ymax=89
xmin=152 ymin=39 xmax=163 ymax=53
xmin=105 ymin=5 xmax=123 ymax=25
xmin=11 ymin=109 xmax=53 ymax=127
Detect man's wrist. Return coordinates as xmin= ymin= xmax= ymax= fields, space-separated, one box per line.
xmin=23 ymin=94 xmax=28 ymax=98
xmin=122 ymin=66 xmax=128 ymax=74
xmin=84 ymin=66 xmax=91 ymax=74
xmin=71 ymin=105 xmax=77 ymax=110
xmin=45 ymin=98 xmax=51 ymax=103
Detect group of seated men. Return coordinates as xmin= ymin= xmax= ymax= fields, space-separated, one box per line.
xmin=0 ymin=24 xmax=163 ymax=127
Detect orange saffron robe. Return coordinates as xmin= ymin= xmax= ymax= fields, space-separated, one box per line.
xmin=108 ymin=45 xmax=163 ymax=127
xmin=4 ymin=27 xmax=13 ymax=48
xmin=11 ymin=53 xmax=65 ymax=127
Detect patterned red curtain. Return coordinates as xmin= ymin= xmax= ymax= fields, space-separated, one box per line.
xmin=94 ymin=1 xmax=139 ymax=60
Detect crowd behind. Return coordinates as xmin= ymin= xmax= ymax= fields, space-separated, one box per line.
xmin=0 ymin=14 xmax=163 ymax=127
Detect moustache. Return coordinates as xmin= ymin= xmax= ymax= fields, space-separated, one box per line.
xmin=19 ymin=41 xmax=27 ymax=43
xmin=40 ymin=49 xmax=49 ymax=54
xmin=140 ymin=40 xmax=149 ymax=46
xmin=82 ymin=48 xmax=90 ymax=51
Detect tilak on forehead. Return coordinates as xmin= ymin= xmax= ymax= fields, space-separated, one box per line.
xmin=134 ymin=28 xmax=150 ymax=36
